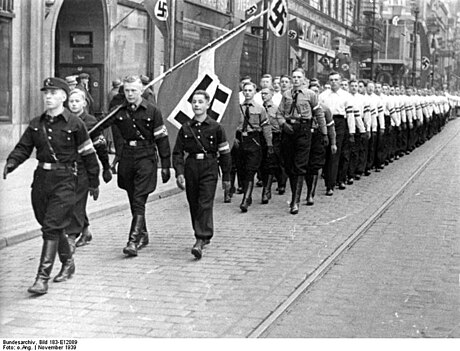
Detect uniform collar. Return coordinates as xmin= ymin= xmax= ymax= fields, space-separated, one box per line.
xmin=192 ymin=115 xmax=212 ymax=125
xmin=242 ymin=100 xmax=254 ymax=106
xmin=41 ymin=108 xmax=71 ymax=122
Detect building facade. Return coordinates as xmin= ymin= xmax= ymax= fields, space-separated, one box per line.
xmin=0 ymin=0 xmax=165 ymax=157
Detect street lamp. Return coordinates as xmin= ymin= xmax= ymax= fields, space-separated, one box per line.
xmin=411 ymin=5 xmax=419 ymax=87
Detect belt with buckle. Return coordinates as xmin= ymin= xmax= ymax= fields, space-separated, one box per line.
xmin=38 ymin=162 xmax=73 ymax=171
xmin=286 ymin=118 xmax=310 ymax=124
xmin=190 ymin=153 xmax=216 ymax=160
xmin=241 ymin=131 xmax=259 ymax=137
xmin=125 ymin=140 xmax=154 ymax=147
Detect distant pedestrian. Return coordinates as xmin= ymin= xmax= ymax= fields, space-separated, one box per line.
xmin=173 ymin=90 xmax=231 ymax=259
xmin=3 ymin=77 xmax=100 ymax=295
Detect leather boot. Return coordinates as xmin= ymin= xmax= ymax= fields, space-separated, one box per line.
xmin=311 ymin=174 xmax=318 ymax=201
xmin=191 ymin=239 xmax=205 ymax=259
xmin=28 ymin=239 xmax=58 ymax=295
xmin=290 ymin=176 xmax=304 ymax=215
xmin=67 ymin=234 xmax=77 ymax=255
xmin=289 ymin=176 xmax=297 ymax=210
xmin=53 ymin=233 xmax=75 ymax=283
xmin=229 ymin=171 xmax=236 ymax=198
xmin=277 ymin=170 xmax=287 ymax=195
xmin=265 ymin=175 xmax=274 ymax=201
xmin=224 ymin=188 xmax=232 ymax=203
xmin=76 ymin=225 xmax=92 ymax=247
xmin=305 ymin=174 xmax=314 ymax=205
xmin=138 ymin=220 xmax=149 ymax=250
xmin=123 ymin=215 xmax=144 ymax=256
xmin=240 ymin=180 xmax=254 ymax=213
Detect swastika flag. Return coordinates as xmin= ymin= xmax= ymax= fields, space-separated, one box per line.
xmin=157 ymin=28 xmax=246 ymax=148
xmin=144 ymin=0 xmax=170 ymax=37
xmin=268 ymin=0 xmax=288 ymax=37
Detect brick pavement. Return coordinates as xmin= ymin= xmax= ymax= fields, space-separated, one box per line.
xmin=0 ymin=119 xmax=459 ymax=338
xmin=264 ymin=123 xmax=460 ymax=338
xmin=0 ymin=155 xmax=179 ymax=248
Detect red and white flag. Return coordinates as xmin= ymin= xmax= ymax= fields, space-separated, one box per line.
xmin=144 ymin=0 xmax=170 ymax=37
xmin=157 ymin=28 xmax=246 ymax=148
xmin=268 ymin=0 xmax=288 ymax=37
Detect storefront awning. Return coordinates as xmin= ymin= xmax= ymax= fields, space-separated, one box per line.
xmin=298 ymin=39 xmax=335 ymax=57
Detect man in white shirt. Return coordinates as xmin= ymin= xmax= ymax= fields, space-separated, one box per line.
xmin=254 ymin=74 xmax=273 ymax=106
xmin=319 ymin=71 xmax=354 ymax=195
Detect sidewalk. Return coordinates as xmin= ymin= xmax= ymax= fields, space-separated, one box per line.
xmin=0 ymin=156 xmax=180 ymax=249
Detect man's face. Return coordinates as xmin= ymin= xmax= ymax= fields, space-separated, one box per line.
xmin=123 ymin=81 xmax=143 ymax=104
xmin=395 ymin=87 xmax=400 ymax=95
xmin=191 ymin=94 xmax=210 ymax=116
xmin=382 ymin=85 xmax=389 ymax=95
xmin=358 ymin=82 xmax=365 ymax=94
xmin=329 ymin=74 xmax=341 ymax=91
xmin=310 ymin=85 xmax=319 ymax=94
xmin=43 ymin=89 xmax=66 ymax=111
xmin=273 ymin=78 xmax=281 ymax=92
xmin=400 ymin=86 xmax=405 ymax=95
xmin=375 ymin=83 xmax=382 ymax=95
xmin=243 ymin=84 xmax=256 ymax=100
xmin=350 ymin=81 xmax=358 ymax=94
xmin=68 ymin=93 xmax=86 ymax=114
xmin=260 ymin=88 xmax=273 ymax=103
xmin=292 ymin=72 xmax=304 ymax=88
xmin=366 ymin=83 xmax=375 ymax=95
xmin=280 ymin=77 xmax=291 ymax=92
xmin=324 ymin=83 xmax=331 ymax=90
xmin=260 ymin=77 xmax=272 ymax=89
xmin=340 ymin=81 xmax=349 ymax=91
xmin=389 ymin=87 xmax=395 ymax=95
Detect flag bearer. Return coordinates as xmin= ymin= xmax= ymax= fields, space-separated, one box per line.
xmin=173 ymin=90 xmax=231 ymax=259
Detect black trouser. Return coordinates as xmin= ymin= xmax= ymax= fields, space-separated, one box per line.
xmin=184 ymin=157 xmax=219 ymax=240
xmin=382 ymin=115 xmax=392 ymax=161
xmin=306 ymin=129 xmax=326 ymax=176
xmin=31 ymin=167 xmax=77 ymax=241
xmin=324 ymin=116 xmax=346 ymax=189
xmin=281 ymin=120 xmax=313 ymax=177
xmin=348 ymin=132 xmax=360 ymax=179
xmin=263 ymin=132 xmax=285 ymax=181
xmin=375 ymin=123 xmax=386 ymax=168
xmin=118 ymin=146 xmax=158 ymax=216
xmin=338 ymin=126 xmax=350 ymax=184
xmin=66 ymin=168 xmax=89 ymax=236
xmin=366 ymin=132 xmax=377 ymax=171
xmin=356 ymin=133 xmax=368 ymax=175
xmin=238 ymin=132 xmax=262 ymax=182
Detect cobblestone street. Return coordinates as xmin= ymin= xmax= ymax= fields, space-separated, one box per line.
xmin=1 ymin=120 xmax=459 ymax=338
xmin=264 ymin=121 xmax=460 ymax=338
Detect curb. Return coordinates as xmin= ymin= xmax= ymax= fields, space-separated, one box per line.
xmin=0 ymin=187 xmax=182 ymax=250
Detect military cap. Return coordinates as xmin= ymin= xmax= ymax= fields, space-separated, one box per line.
xmin=79 ymin=73 xmax=90 ymax=79
xmin=65 ymin=75 xmax=78 ymax=85
xmin=112 ymin=79 xmax=122 ymax=88
xmin=40 ymin=77 xmax=70 ymax=96
xmin=140 ymin=75 xmax=150 ymax=85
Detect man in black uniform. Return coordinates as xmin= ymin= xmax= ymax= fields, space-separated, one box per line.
xmin=92 ymin=75 xmax=171 ymax=257
xmin=173 ymin=90 xmax=231 ymax=259
xmin=276 ymin=68 xmax=325 ymax=214
xmin=3 ymin=77 xmax=100 ymax=294
xmin=66 ymin=89 xmax=112 ymax=250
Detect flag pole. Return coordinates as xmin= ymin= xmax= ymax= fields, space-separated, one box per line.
xmin=89 ymin=8 xmax=268 ymax=135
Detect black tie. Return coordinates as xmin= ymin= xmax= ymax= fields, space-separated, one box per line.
xmin=243 ymin=104 xmax=250 ymax=132
xmin=290 ymin=91 xmax=299 ymax=116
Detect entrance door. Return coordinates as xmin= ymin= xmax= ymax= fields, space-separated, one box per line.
xmin=54 ymin=0 xmax=106 ymax=116
xmin=57 ymin=64 xmax=104 ymax=117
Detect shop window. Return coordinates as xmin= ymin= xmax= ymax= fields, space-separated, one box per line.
xmin=112 ymin=5 xmax=149 ymax=79
xmin=0 ymin=2 xmax=13 ymax=122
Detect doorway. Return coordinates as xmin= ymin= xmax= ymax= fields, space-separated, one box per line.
xmin=54 ymin=0 xmax=107 ymax=116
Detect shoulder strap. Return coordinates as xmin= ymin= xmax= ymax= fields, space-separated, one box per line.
xmin=40 ymin=120 xmax=59 ymax=162
xmin=186 ymin=123 xmax=207 ymax=154
xmin=239 ymin=105 xmax=256 ymax=129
